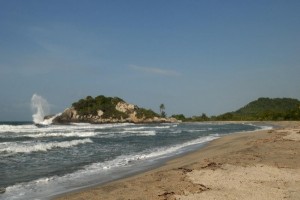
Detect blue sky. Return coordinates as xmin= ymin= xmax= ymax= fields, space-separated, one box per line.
xmin=0 ymin=0 xmax=300 ymax=121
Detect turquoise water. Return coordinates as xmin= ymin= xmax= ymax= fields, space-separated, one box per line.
xmin=0 ymin=122 xmax=269 ymax=200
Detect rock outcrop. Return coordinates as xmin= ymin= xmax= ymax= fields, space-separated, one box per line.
xmin=115 ymin=102 xmax=136 ymax=113
xmin=0 ymin=187 xmax=6 ymax=194
xmin=52 ymin=95 xmax=178 ymax=124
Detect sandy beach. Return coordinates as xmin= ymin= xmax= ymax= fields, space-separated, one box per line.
xmin=56 ymin=121 xmax=300 ymax=200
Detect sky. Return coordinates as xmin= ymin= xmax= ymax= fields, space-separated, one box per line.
xmin=0 ymin=0 xmax=300 ymax=121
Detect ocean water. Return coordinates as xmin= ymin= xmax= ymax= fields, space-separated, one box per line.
xmin=0 ymin=122 xmax=270 ymax=200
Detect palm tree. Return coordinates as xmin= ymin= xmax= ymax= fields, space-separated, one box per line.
xmin=160 ymin=104 xmax=166 ymax=117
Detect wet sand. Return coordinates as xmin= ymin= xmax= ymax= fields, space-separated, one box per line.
xmin=56 ymin=121 xmax=300 ymax=200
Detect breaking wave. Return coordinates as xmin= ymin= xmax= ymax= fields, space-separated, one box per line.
xmin=122 ymin=130 xmax=156 ymax=136
xmin=0 ymin=139 xmax=93 ymax=153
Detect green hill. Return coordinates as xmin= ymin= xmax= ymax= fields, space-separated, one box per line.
xmin=216 ymin=98 xmax=300 ymax=121
xmin=52 ymin=95 xmax=177 ymax=124
xmin=72 ymin=95 xmax=160 ymax=119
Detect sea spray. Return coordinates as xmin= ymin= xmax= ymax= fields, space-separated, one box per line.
xmin=31 ymin=94 xmax=50 ymax=124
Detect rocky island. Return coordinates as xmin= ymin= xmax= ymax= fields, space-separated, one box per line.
xmin=52 ymin=95 xmax=178 ymax=124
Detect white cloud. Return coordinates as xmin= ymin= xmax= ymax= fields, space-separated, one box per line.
xmin=129 ymin=65 xmax=181 ymax=77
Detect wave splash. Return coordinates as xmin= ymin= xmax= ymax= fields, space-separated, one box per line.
xmin=0 ymin=139 xmax=93 ymax=153
xmin=31 ymin=94 xmax=50 ymax=124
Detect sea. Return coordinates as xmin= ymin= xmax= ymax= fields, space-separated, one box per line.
xmin=0 ymin=121 xmax=271 ymax=200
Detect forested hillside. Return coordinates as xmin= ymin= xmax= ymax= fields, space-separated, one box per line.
xmin=216 ymin=98 xmax=300 ymax=120
xmin=171 ymin=97 xmax=300 ymax=121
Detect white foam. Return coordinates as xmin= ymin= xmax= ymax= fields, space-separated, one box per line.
xmin=241 ymin=123 xmax=273 ymax=132
xmin=122 ymin=124 xmax=176 ymax=130
xmin=70 ymin=123 xmax=92 ymax=126
xmin=0 ymin=123 xmax=131 ymax=133
xmin=86 ymin=135 xmax=218 ymax=172
xmin=0 ymin=123 xmax=132 ymax=135
xmin=122 ymin=130 xmax=156 ymax=136
xmin=123 ymin=126 xmax=148 ymax=130
xmin=0 ymin=139 xmax=92 ymax=153
xmin=144 ymin=135 xmax=218 ymax=159
xmin=25 ymin=131 xmax=99 ymax=138
xmin=38 ymin=113 xmax=62 ymax=125
xmin=152 ymin=125 xmax=171 ymax=129
xmin=258 ymin=125 xmax=273 ymax=130
xmin=0 ymin=124 xmax=142 ymax=141
xmin=186 ymin=129 xmax=207 ymax=133
xmin=0 ymin=124 xmax=77 ymax=134
xmin=123 ymin=126 xmax=171 ymax=131
xmin=0 ymin=124 xmax=38 ymax=133
xmin=172 ymin=130 xmax=182 ymax=134
xmin=3 ymin=176 xmax=57 ymax=200
xmin=71 ymin=123 xmax=133 ymax=129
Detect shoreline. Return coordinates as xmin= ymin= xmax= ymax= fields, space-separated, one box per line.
xmin=55 ymin=121 xmax=300 ymax=200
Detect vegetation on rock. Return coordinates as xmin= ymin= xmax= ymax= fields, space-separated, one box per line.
xmin=72 ymin=95 xmax=127 ymax=119
xmin=56 ymin=95 xmax=164 ymax=123
xmin=136 ymin=108 xmax=160 ymax=119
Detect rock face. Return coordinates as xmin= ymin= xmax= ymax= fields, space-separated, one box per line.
xmin=115 ymin=102 xmax=136 ymax=113
xmin=0 ymin=187 xmax=6 ymax=194
xmin=52 ymin=95 xmax=178 ymax=124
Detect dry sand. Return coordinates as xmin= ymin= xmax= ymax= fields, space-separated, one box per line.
xmin=56 ymin=121 xmax=300 ymax=200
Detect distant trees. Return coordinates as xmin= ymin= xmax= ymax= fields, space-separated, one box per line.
xmin=201 ymin=113 xmax=209 ymax=120
xmin=171 ymin=114 xmax=186 ymax=121
xmin=136 ymin=108 xmax=160 ymax=119
xmin=171 ymin=113 xmax=209 ymax=122
xmin=189 ymin=113 xmax=209 ymax=122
